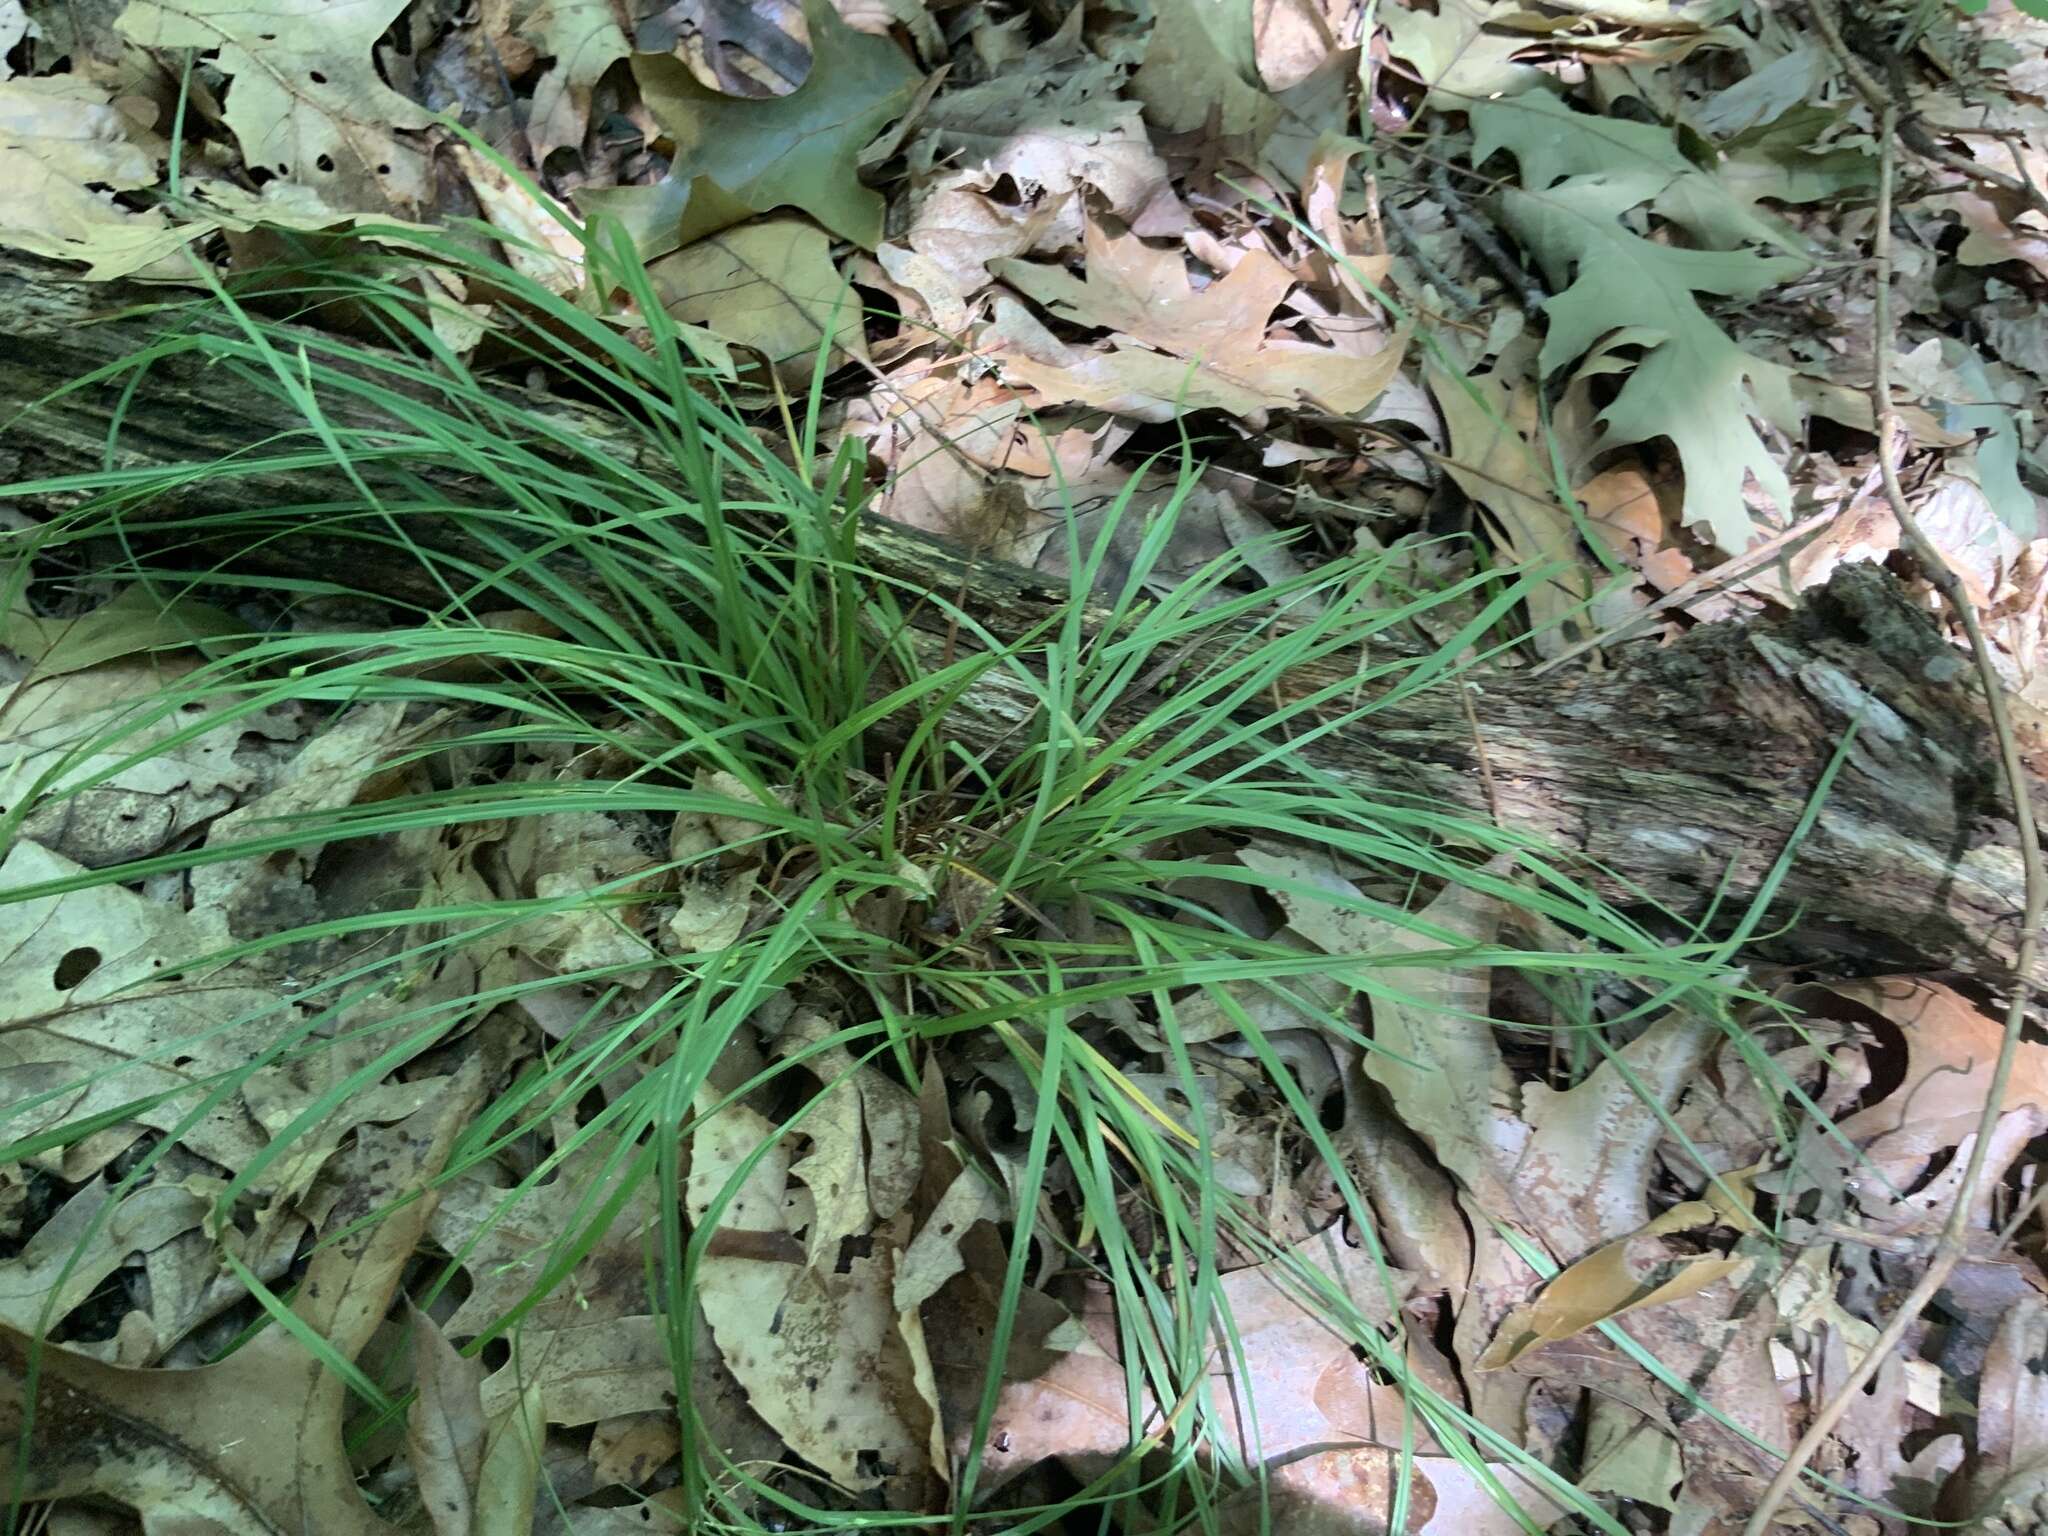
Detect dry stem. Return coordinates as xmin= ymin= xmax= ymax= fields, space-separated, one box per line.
xmin=1741 ymin=107 xmax=2047 ymax=1535
xmin=1804 ymin=0 xmax=2048 ymax=223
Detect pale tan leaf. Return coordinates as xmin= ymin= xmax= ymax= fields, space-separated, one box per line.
xmin=0 ymin=1180 xmax=204 ymax=1334
xmin=1979 ymin=1298 xmax=2048 ymax=1482
xmin=1478 ymin=1201 xmax=1746 ymax=1368
xmin=453 ymin=144 xmax=585 ymax=294
xmin=0 ymin=1 xmax=27 ymax=77
xmin=787 ymin=1066 xmax=871 ymax=1271
xmin=1213 ymin=1447 xmax=1569 ymax=1534
xmin=1512 ymin=1009 xmax=1720 ymax=1255
xmin=941 ymin=1226 xmax=1408 ymax=1490
xmin=474 ymin=1377 xmax=546 ymax=1536
xmin=911 ymin=12 xmax=1177 ymax=235
xmin=407 ymin=1303 xmax=488 ymax=1536
xmin=1382 ymin=0 xmax=1543 ymax=109
xmin=589 ymin=1412 xmax=682 ymax=1487
xmin=0 ymin=76 xmax=190 ymax=278
xmin=1425 ymin=356 xmax=1592 ymax=653
xmin=0 ymin=841 xmax=299 ymax=1172
xmin=1253 ymin=0 xmax=1346 ymax=90
xmin=893 ymin=1165 xmax=1005 ymax=1312
xmin=428 ymin=1152 xmax=659 ymax=1337
xmin=1832 ymin=976 xmax=2048 ymax=1163
xmin=1240 ymin=848 xmax=1528 ymax=1211
xmin=1 ymin=654 xmax=301 ymax=869
xmin=994 ymin=221 xmax=1403 ymax=426
xmin=483 ymin=1316 xmax=677 ymax=1427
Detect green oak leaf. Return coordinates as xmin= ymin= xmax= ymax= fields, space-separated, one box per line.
xmin=1131 ymin=0 xmax=1275 ymax=139
xmin=1473 ymin=91 xmax=1806 ymax=255
xmin=1499 ymin=171 xmax=1808 ymax=553
xmin=624 ymin=0 xmax=919 ymax=251
xmin=1473 ymin=96 xmax=1817 ymax=552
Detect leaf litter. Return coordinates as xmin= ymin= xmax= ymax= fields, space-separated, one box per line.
xmin=4 ymin=0 xmax=2048 ymax=1531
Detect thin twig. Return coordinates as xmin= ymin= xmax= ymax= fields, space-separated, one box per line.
xmin=1742 ymin=108 xmax=2047 ymax=1535
xmin=1456 ymin=674 xmax=1502 ymax=826
xmin=1425 ymin=120 xmax=1550 ymax=313
xmin=1380 ymin=198 xmax=1481 ymax=316
xmin=1527 ymin=501 xmax=1843 ymax=680
xmin=1805 ymin=0 xmax=2048 ymax=223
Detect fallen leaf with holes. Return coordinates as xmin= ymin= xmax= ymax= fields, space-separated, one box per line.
xmin=0 ymin=1059 xmax=482 ymax=1532
xmin=787 ymin=1012 xmax=923 ymax=1223
xmin=893 ymin=1164 xmax=1006 ymax=1313
xmin=688 ymin=1088 xmax=935 ymax=1496
xmin=115 ymin=0 xmax=434 ymax=212
xmin=482 ymin=1315 xmax=681 ymax=1427
xmin=994 ymin=221 xmax=1404 ymax=426
xmin=241 ymin=1050 xmax=462 ymax=1213
xmin=0 ymin=840 xmax=301 ymax=1174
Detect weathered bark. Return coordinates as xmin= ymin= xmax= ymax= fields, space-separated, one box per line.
xmin=2 ymin=253 xmax=2042 ymax=996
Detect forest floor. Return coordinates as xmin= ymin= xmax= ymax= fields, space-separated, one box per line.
xmin=4 ymin=0 xmax=2048 ymax=1533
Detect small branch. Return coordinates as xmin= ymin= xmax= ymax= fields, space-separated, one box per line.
xmin=1526 ymin=501 xmax=1845 ymax=680
xmin=1805 ymin=0 xmax=2048 ymax=223
xmin=1424 ymin=120 xmax=1550 ymax=313
xmin=1741 ymin=107 xmax=2048 ymax=1536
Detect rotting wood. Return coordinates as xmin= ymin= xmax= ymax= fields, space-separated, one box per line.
xmin=2 ymin=253 xmax=2043 ymax=998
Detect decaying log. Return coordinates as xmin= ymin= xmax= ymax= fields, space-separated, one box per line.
xmin=2 ymin=253 xmax=2042 ymax=998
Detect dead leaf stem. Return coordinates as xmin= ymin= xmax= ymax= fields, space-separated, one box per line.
xmin=1742 ymin=103 xmax=2048 ymax=1536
